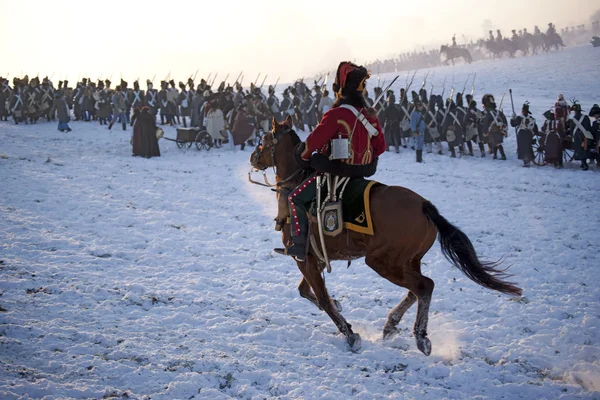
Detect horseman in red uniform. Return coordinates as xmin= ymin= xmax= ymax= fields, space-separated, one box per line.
xmin=274 ymin=61 xmax=387 ymax=261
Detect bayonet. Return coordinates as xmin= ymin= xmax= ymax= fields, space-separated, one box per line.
xmin=254 ymin=73 xmax=261 ymax=86
xmin=471 ymin=73 xmax=477 ymax=96
xmin=260 ymin=74 xmax=268 ymax=89
xmin=233 ymin=71 xmax=243 ymax=86
xmin=373 ymin=75 xmax=399 ymax=106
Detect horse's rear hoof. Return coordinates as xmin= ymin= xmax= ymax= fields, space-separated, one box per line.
xmin=333 ymin=299 xmax=342 ymax=312
xmin=382 ymin=326 xmax=399 ymax=340
xmin=416 ymin=336 xmax=432 ymax=356
xmin=347 ymin=333 xmax=362 ymax=352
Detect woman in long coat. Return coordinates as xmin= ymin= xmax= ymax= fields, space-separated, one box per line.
xmin=541 ymin=109 xmax=564 ymax=167
xmin=231 ymin=103 xmax=255 ymax=150
xmin=131 ymin=107 xmax=160 ymax=158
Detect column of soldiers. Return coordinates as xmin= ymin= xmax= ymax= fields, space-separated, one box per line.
xmin=2 ymin=73 xmax=598 ymax=170
xmin=375 ymin=82 xmax=599 ymax=170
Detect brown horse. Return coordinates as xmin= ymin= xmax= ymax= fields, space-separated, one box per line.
xmin=250 ymin=116 xmax=522 ymax=355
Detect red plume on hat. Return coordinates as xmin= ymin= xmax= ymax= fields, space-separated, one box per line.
xmin=332 ymin=61 xmax=369 ymax=95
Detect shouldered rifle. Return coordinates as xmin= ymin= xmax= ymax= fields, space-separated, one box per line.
xmin=420 ymin=71 xmax=430 ymax=90
xmin=461 ymin=73 xmax=471 ymax=95
xmin=440 ymin=87 xmax=455 ymax=127
xmin=372 ymin=75 xmax=399 ymax=106
xmin=223 ymin=73 xmax=230 ymax=85
xmin=210 ymin=73 xmax=218 ymax=87
xmin=440 ymin=75 xmax=447 ymax=98
xmin=254 ymin=73 xmax=261 ymax=86
xmin=260 ymin=74 xmax=268 ymax=89
xmin=233 ymin=71 xmax=243 ymax=86
xmin=320 ymin=74 xmax=328 ymax=96
xmin=470 ymin=73 xmax=476 ymax=96
xmin=206 ymin=72 xmax=212 ymax=83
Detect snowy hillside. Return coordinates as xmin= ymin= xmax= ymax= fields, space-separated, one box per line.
xmin=1 ymin=46 xmax=600 ymax=399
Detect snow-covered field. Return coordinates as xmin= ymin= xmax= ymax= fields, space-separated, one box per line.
xmin=1 ymin=46 xmax=600 ymax=399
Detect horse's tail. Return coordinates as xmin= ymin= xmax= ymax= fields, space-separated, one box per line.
xmin=422 ymin=201 xmax=522 ymax=296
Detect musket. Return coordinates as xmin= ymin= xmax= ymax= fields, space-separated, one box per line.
xmin=192 ymin=69 xmax=199 ymax=81
xmin=440 ymin=86 xmax=456 ymax=127
xmin=151 ymin=74 xmax=156 ymax=84
xmin=401 ymin=70 xmax=418 ymax=103
xmin=165 ymin=71 xmax=171 ymax=81
xmin=239 ymin=74 xmax=244 ymax=86
xmin=373 ymin=75 xmax=400 ymax=106
xmin=223 ymin=73 xmax=230 ymax=84
xmin=259 ymin=74 xmax=268 ymax=89
xmin=50 ymin=72 xmax=55 ymax=80
xmin=320 ymin=74 xmax=328 ymax=96
xmin=420 ymin=71 xmax=430 ymax=90
xmin=440 ymin=75 xmax=447 ymax=98
xmin=274 ymin=77 xmax=280 ymax=88
xmin=461 ymin=73 xmax=471 ymax=96
xmin=233 ymin=71 xmax=243 ymax=86
xmin=206 ymin=72 xmax=212 ymax=83
xmin=210 ymin=73 xmax=218 ymax=87
xmin=471 ymin=73 xmax=477 ymax=96
xmin=254 ymin=73 xmax=261 ymax=86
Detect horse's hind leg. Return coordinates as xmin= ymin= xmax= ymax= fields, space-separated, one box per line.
xmin=383 ymin=291 xmax=417 ymax=339
xmin=298 ymin=256 xmax=361 ymax=351
xmin=298 ymin=277 xmax=342 ymax=312
xmin=379 ymin=258 xmax=435 ymax=356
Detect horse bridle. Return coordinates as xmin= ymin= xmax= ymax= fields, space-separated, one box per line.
xmin=248 ymin=128 xmax=291 ymax=187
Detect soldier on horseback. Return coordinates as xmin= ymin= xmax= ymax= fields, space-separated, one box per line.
xmin=273 ymin=61 xmax=386 ymax=261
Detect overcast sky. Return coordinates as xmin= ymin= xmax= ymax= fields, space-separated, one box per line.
xmin=2 ymin=0 xmax=597 ymax=85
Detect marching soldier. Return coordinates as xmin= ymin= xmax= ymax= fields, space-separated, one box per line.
xmin=158 ymin=81 xmax=170 ymax=125
xmin=266 ymin=85 xmax=280 ymax=121
xmin=510 ymin=102 xmax=539 ymax=167
xmin=482 ymin=94 xmax=508 ymax=160
xmin=108 ymin=85 xmax=127 ymax=131
xmin=144 ymin=79 xmax=159 ymax=118
xmin=177 ymin=82 xmax=192 ymax=128
xmin=0 ymin=77 xmax=11 ymax=121
xmin=590 ymin=104 xmax=600 ymax=167
xmin=382 ymin=90 xmax=402 ymax=152
xmin=569 ymin=102 xmax=593 ymax=170
xmin=9 ymin=80 xmax=25 ymax=124
xmin=130 ymin=80 xmax=145 ymax=110
xmin=301 ymin=90 xmax=317 ymax=131
xmin=463 ymin=99 xmax=486 ymax=157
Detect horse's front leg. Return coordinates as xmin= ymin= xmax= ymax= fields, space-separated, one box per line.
xmin=298 ymin=255 xmax=360 ymax=351
xmin=298 ymin=277 xmax=342 ymax=312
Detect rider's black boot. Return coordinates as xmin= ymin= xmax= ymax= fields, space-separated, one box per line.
xmin=274 ymin=234 xmax=307 ymax=262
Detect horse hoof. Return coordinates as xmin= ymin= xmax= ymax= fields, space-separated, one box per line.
xmin=332 ymin=299 xmax=343 ymax=312
xmin=383 ymin=326 xmax=399 ymax=340
xmin=416 ymin=336 xmax=432 ymax=356
xmin=347 ymin=333 xmax=362 ymax=352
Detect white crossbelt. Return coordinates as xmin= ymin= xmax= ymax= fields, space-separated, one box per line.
xmin=339 ymin=104 xmax=379 ymax=137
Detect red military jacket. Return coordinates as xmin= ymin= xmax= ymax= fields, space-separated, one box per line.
xmin=301 ymin=106 xmax=386 ymax=165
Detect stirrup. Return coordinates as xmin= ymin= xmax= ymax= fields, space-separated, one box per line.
xmin=273 ymin=245 xmax=306 ymax=262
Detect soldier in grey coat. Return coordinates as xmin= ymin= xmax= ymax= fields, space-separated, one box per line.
xmin=51 ymin=92 xmax=71 ymax=132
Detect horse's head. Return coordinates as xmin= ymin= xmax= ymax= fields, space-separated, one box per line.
xmin=250 ymin=115 xmax=296 ymax=171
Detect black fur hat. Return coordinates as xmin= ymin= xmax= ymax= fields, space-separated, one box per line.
xmin=522 ymin=102 xmax=531 ymax=115
xmin=589 ymin=104 xmax=600 ymax=117
xmin=332 ymin=61 xmax=369 ymax=96
xmin=120 ymin=79 xmax=128 ymax=88
xmin=543 ymin=110 xmax=555 ymax=120
xmin=456 ymin=92 xmax=463 ymax=108
xmin=419 ymin=88 xmax=428 ymax=104
xmin=410 ymin=90 xmax=419 ymax=103
xmin=469 ymin=100 xmax=477 ymax=109
xmin=134 ymin=81 xmax=140 ymax=90
xmin=482 ymin=94 xmax=496 ymax=109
